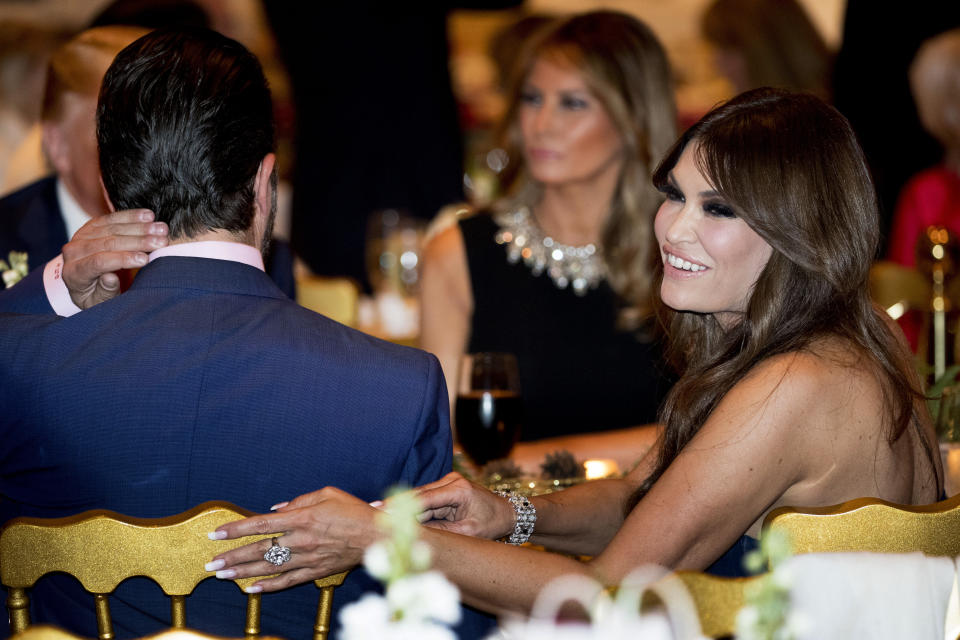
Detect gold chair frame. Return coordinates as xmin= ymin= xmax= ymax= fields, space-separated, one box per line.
xmin=643 ymin=493 xmax=960 ymax=639
xmin=12 ymin=624 xmax=282 ymax=640
xmin=764 ymin=492 xmax=960 ymax=556
xmin=663 ymin=572 xmax=760 ymax=639
xmin=295 ymin=276 xmax=359 ymax=327
xmin=1 ymin=502 xmax=347 ymax=640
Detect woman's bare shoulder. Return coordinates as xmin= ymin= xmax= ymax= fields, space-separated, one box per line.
xmin=423 ymin=221 xmax=466 ymax=269
xmin=711 ymin=339 xmax=886 ymax=450
xmin=421 ymin=222 xmax=471 ymax=309
xmin=742 ymin=337 xmax=878 ymax=397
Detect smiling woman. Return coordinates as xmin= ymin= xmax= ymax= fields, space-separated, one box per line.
xmin=208 ymin=89 xmax=943 ymax=618
xmin=654 ymin=142 xmax=773 ymax=327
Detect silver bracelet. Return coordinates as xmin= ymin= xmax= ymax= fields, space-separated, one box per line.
xmin=494 ymin=490 xmax=536 ymax=545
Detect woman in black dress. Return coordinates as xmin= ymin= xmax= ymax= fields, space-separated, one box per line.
xmin=420 ymin=11 xmax=678 ymax=468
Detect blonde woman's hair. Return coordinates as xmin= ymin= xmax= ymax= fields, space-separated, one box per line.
xmin=495 ymin=10 xmax=677 ymax=319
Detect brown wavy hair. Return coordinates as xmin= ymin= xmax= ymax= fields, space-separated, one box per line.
xmin=636 ymin=88 xmax=937 ymax=498
xmin=702 ymin=0 xmax=832 ymax=100
xmin=494 ymin=10 xmax=677 ymax=317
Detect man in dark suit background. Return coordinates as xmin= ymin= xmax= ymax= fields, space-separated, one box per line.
xmin=0 ymin=26 xmax=143 ymax=272
xmin=0 ymin=25 xmax=297 ymax=298
xmin=0 ymin=28 xmax=454 ymax=639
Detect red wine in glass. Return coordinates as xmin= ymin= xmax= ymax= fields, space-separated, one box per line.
xmin=455 ymin=353 xmax=522 ymax=466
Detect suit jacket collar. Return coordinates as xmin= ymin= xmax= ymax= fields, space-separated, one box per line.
xmin=130 ymin=255 xmax=287 ymax=301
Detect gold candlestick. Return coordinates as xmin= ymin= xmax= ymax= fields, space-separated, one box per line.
xmin=917 ymin=226 xmax=957 ymax=380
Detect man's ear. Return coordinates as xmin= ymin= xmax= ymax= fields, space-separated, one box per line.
xmin=98 ymin=174 xmax=116 ymax=213
xmin=41 ymin=121 xmax=69 ymax=176
xmin=254 ymin=152 xmax=276 ymax=217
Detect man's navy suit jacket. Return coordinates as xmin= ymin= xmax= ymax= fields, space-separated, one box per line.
xmin=0 ymin=256 xmax=452 ymax=639
xmin=0 ymin=176 xmax=66 ymax=273
xmin=0 ymin=176 xmax=298 ymax=298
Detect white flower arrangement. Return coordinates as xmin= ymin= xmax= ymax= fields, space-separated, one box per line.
xmin=338 ymin=488 xmax=461 ymax=640
xmin=0 ymin=251 xmax=28 ymax=288
xmin=490 ymin=566 xmax=707 ymax=640
xmin=341 ymin=487 xmax=797 ymax=640
xmin=735 ymin=529 xmax=802 ymax=640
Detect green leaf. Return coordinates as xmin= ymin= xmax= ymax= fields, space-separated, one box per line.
xmin=927 ymin=365 xmax=960 ymax=421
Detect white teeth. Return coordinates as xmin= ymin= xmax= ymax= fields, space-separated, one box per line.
xmin=666 ymin=253 xmax=705 ymax=272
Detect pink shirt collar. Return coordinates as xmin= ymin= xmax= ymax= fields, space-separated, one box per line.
xmin=148 ymin=241 xmax=265 ymax=271
xmin=45 ymin=241 xmax=265 ymax=318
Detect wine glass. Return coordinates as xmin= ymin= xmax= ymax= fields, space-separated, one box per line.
xmin=365 ymin=208 xmax=424 ymax=297
xmin=455 ymin=353 xmax=523 ymax=466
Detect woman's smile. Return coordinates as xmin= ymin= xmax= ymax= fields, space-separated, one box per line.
xmin=654 ymin=143 xmax=772 ymax=324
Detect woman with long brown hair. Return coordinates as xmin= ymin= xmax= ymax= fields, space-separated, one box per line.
xmin=210 ymin=89 xmax=942 ymax=611
xmin=419 ymin=10 xmax=677 ymax=463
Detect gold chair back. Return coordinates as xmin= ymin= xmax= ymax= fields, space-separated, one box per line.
xmin=296 ymin=276 xmax=359 ymax=326
xmin=0 ymin=502 xmax=348 ymax=640
xmin=668 ymin=571 xmax=760 ymax=639
xmin=12 ymin=625 xmax=282 ymax=640
xmin=764 ymin=492 xmax=960 ymax=555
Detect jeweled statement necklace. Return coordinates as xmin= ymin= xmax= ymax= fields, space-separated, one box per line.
xmin=493 ymin=206 xmax=606 ymax=296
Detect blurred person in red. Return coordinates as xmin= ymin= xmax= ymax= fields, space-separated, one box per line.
xmin=883 ymin=29 xmax=960 ymax=354
xmin=832 ymin=2 xmax=960 ymax=240
xmin=888 ymin=29 xmax=960 ymax=269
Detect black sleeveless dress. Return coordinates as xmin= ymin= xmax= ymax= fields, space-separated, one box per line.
xmin=460 ymin=213 xmax=674 ymax=442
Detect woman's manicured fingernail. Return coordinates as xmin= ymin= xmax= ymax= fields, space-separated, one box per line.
xmin=134 ymin=253 xmax=147 ymax=265
xmin=215 ymin=569 xmax=237 ymax=579
xmin=369 ymin=500 xmax=384 ymax=509
xmin=208 ymin=531 xmax=227 ymax=540
xmin=244 ymin=585 xmax=263 ymax=594
xmin=205 ymin=559 xmax=225 ymax=571
xmin=269 ymin=502 xmax=289 ymax=511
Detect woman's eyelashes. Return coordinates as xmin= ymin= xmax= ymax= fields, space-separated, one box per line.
xmin=657 ymin=182 xmax=737 ymax=219
xmin=519 ymin=88 xmax=541 ymax=106
xmin=519 ymin=88 xmax=589 ymax=111
xmin=657 ymin=183 xmax=684 ymax=202
xmin=704 ymin=202 xmax=737 ymax=219
xmin=559 ymin=94 xmax=589 ymax=110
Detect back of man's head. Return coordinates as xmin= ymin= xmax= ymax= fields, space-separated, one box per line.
xmin=97 ymin=28 xmax=274 ymax=240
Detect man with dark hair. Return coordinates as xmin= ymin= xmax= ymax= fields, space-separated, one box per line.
xmin=0 ymin=28 xmax=453 ymax=639
xmin=0 ymin=25 xmax=296 ymax=297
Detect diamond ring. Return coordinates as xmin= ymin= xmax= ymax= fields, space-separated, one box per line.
xmin=263 ymin=537 xmax=292 ymax=566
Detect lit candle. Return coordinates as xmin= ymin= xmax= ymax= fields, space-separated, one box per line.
xmin=583 ymin=459 xmax=619 ymax=480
